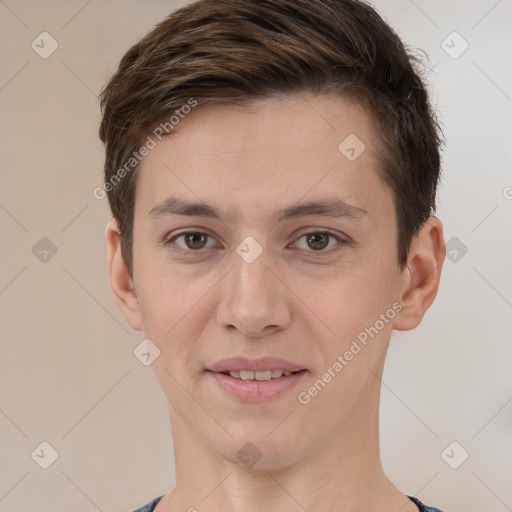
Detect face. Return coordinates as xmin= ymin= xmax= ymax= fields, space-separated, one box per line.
xmin=108 ymin=94 xmax=442 ymax=469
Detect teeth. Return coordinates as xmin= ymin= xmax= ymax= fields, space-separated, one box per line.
xmin=255 ymin=370 xmax=272 ymax=381
xmin=228 ymin=369 xmax=295 ymax=380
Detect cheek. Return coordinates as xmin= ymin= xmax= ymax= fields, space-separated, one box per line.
xmin=302 ymin=283 xmax=393 ymax=417
xmin=135 ymin=264 xmax=219 ymax=368
xmin=135 ymin=249 xmax=205 ymax=329
xmin=301 ymin=264 xmax=398 ymax=369
xmin=305 ymin=271 xmax=386 ymax=334
xmin=137 ymin=270 xmax=210 ymax=408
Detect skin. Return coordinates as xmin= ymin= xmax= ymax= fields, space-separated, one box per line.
xmin=105 ymin=94 xmax=445 ymax=512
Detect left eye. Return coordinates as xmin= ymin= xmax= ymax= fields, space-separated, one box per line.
xmin=292 ymin=231 xmax=343 ymax=252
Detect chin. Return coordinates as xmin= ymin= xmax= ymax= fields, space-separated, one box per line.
xmin=217 ymin=427 xmax=303 ymax=470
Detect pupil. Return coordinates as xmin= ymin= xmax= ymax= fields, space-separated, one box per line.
xmin=185 ymin=233 xmax=206 ymax=249
xmin=307 ymin=233 xmax=328 ymax=250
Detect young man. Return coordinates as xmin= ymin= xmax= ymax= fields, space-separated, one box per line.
xmin=99 ymin=1 xmax=445 ymax=511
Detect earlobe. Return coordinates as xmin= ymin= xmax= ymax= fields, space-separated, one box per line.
xmin=392 ymin=217 xmax=445 ymax=331
xmin=105 ymin=219 xmax=143 ymax=331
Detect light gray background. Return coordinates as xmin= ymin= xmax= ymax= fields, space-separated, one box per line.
xmin=0 ymin=1 xmax=511 ymax=511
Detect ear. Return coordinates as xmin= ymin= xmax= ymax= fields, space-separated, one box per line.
xmin=392 ymin=217 xmax=445 ymax=331
xmin=105 ymin=219 xmax=143 ymax=331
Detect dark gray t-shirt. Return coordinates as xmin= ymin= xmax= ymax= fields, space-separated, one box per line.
xmin=133 ymin=495 xmax=444 ymax=511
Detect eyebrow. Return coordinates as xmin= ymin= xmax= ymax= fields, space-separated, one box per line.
xmin=147 ymin=196 xmax=368 ymax=223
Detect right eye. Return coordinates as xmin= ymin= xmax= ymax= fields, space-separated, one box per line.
xmin=164 ymin=231 xmax=219 ymax=254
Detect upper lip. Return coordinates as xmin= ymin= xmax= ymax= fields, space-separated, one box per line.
xmin=208 ymin=357 xmax=305 ymax=373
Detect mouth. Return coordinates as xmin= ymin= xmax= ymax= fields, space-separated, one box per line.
xmin=218 ymin=369 xmax=302 ymax=380
xmin=206 ymin=356 xmax=308 ymax=401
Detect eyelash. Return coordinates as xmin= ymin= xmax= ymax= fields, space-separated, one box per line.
xmin=163 ymin=230 xmax=348 ymax=257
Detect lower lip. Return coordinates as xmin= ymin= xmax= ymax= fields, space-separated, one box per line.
xmin=208 ymin=370 xmax=308 ymax=402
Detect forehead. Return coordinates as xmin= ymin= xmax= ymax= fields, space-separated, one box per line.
xmin=134 ymin=94 xmax=392 ymax=224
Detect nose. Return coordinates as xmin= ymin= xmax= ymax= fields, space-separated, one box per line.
xmin=216 ymin=247 xmax=292 ymax=339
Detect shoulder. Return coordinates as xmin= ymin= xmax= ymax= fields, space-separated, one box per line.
xmin=408 ymin=495 xmax=445 ymax=512
xmin=132 ymin=496 xmax=164 ymax=512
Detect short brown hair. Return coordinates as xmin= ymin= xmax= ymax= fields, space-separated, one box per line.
xmin=99 ymin=0 xmax=442 ymax=275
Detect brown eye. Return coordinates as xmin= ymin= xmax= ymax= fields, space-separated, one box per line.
xmin=183 ymin=232 xmax=208 ymax=250
xmin=291 ymin=230 xmax=347 ymax=255
xmin=306 ymin=232 xmax=330 ymax=251
xmin=165 ymin=231 xmax=217 ymax=254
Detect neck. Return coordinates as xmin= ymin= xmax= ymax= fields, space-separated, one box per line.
xmin=158 ymin=387 xmax=415 ymax=512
